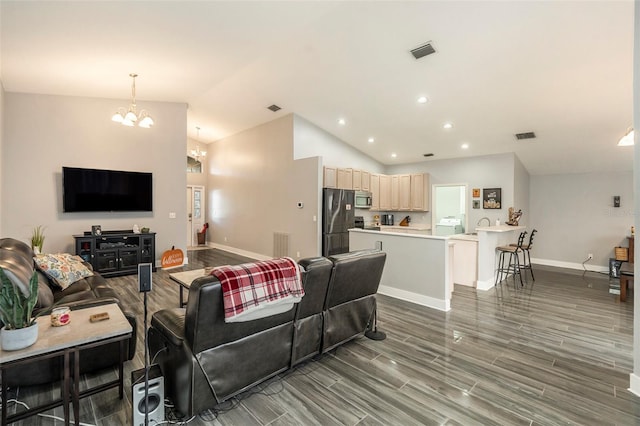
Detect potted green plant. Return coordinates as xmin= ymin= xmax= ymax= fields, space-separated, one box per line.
xmin=0 ymin=268 xmax=39 ymax=351
xmin=31 ymin=225 xmax=45 ymax=254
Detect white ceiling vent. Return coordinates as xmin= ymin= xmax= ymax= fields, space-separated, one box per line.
xmin=515 ymin=132 xmax=536 ymax=140
xmin=411 ymin=43 xmax=436 ymax=59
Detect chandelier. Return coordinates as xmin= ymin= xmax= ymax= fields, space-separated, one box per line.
xmin=111 ymin=73 xmax=154 ymax=128
xmin=190 ymin=127 xmax=207 ymax=161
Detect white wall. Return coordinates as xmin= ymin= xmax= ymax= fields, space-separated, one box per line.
xmin=208 ymin=114 xmax=319 ymax=259
xmin=530 ymin=171 xmax=633 ymax=269
xmin=2 ymin=93 xmax=188 ymax=261
xmin=293 ymin=115 xmax=384 ymax=172
xmin=387 ymin=153 xmax=518 ymax=228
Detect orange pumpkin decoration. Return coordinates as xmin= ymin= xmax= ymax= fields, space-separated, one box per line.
xmin=161 ymin=246 xmax=184 ymax=269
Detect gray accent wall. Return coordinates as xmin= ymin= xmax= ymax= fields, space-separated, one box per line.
xmin=530 ymin=172 xmax=633 ymax=268
xmin=207 ymin=114 xmax=319 ymax=259
xmin=513 ymin=155 xmax=530 ymax=225
xmin=2 ymin=92 xmax=188 ymax=261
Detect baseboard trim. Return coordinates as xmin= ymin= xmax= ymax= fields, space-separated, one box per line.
xmin=629 ymin=373 xmax=640 ymax=396
xmin=210 ymin=243 xmax=271 ymax=261
xmin=531 ymin=257 xmax=608 ymax=273
xmin=378 ymin=285 xmax=450 ymax=312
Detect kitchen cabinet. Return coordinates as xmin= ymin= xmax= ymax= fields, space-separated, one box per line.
xmin=452 ymin=239 xmax=477 ymax=287
xmin=352 ymin=169 xmax=362 ymax=190
xmin=337 ymin=168 xmax=353 ymax=190
xmin=410 ymin=173 xmax=430 ymax=211
xmin=361 ymin=171 xmax=370 ymax=191
xmin=391 ymin=175 xmax=399 ymax=210
xmin=370 ymin=174 xmax=380 ymax=210
xmin=323 ymin=167 xmax=337 ymax=188
xmin=399 ymin=174 xmax=411 ymax=210
xmin=379 ymin=174 xmax=391 ymax=210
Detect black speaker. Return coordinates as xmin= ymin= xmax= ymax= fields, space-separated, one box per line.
xmin=138 ymin=263 xmax=152 ymax=292
xmin=132 ymin=365 xmax=164 ymax=426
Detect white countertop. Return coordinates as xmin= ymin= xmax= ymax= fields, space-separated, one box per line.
xmin=449 ymin=234 xmax=479 ymax=242
xmin=475 ymin=225 xmax=526 ymax=233
xmin=380 ymin=224 xmax=431 ymax=231
xmin=349 ymin=228 xmax=446 ymax=240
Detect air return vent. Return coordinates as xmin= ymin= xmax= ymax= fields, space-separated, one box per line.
xmin=515 ymin=132 xmax=536 ymax=140
xmin=273 ymin=232 xmax=290 ymax=257
xmin=267 ymin=104 xmax=282 ymax=112
xmin=411 ymin=43 xmax=436 ymax=60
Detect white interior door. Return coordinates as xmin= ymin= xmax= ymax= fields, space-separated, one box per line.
xmin=186 ymin=186 xmax=193 ymax=246
xmin=187 ymin=185 xmax=205 ymax=246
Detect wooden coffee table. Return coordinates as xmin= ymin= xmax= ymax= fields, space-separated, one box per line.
xmin=169 ymin=269 xmax=209 ymax=307
xmin=0 ymin=303 xmax=132 ymax=425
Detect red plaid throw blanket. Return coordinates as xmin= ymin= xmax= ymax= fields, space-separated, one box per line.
xmin=212 ymin=257 xmax=304 ymax=322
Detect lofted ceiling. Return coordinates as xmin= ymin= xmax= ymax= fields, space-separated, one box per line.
xmin=0 ymin=1 xmax=634 ymax=175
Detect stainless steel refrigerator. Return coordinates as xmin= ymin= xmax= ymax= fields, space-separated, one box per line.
xmin=322 ymin=188 xmax=355 ymax=256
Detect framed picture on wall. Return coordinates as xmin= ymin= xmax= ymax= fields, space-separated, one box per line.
xmin=472 ymin=200 xmax=480 ymax=209
xmin=472 ymin=188 xmax=480 ymax=198
xmin=483 ymin=188 xmax=501 ymax=209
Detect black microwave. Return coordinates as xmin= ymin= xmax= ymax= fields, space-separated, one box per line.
xmin=355 ymin=191 xmax=372 ymax=209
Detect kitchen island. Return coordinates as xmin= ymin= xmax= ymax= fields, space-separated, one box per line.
xmin=349 ymin=228 xmax=453 ymax=311
xmin=474 ymin=225 xmax=526 ymax=290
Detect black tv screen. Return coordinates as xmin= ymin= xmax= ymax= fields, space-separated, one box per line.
xmin=63 ymin=167 xmax=153 ymax=212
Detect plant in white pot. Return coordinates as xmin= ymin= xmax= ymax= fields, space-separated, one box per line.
xmin=0 ymin=268 xmax=39 ymax=351
xmin=31 ymin=225 xmax=45 ymax=255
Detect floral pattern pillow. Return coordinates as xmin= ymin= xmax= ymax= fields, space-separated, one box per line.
xmin=34 ymin=253 xmax=94 ymax=290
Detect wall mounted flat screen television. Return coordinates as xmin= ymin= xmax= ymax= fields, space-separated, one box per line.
xmin=63 ymin=167 xmax=153 ymax=212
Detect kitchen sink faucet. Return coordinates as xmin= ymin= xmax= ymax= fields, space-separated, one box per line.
xmin=477 ymin=217 xmax=491 ymax=227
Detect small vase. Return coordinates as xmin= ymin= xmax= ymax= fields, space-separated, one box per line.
xmin=1 ymin=322 xmax=39 ymax=351
xmin=33 ymin=247 xmax=40 ymax=255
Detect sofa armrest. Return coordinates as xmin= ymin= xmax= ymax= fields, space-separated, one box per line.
xmin=151 ymin=308 xmax=186 ymax=347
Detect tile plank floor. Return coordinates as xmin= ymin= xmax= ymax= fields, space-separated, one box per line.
xmin=3 ymin=249 xmax=639 ymax=425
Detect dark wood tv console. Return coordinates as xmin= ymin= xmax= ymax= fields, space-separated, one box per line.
xmin=73 ymin=230 xmax=156 ymax=277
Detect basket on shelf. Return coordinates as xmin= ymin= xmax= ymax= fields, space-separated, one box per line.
xmin=615 ymin=246 xmax=629 ymax=261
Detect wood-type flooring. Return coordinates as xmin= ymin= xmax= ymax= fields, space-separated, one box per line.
xmin=2 ymin=248 xmax=639 ymax=425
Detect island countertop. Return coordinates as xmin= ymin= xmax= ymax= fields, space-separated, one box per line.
xmin=476 ymin=225 xmax=526 ymax=233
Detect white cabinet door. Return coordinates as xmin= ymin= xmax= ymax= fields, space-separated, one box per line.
xmin=453 ymin=240 xmax=478 ymax=286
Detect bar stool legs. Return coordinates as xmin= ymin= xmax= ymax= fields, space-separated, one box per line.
xmin=495 ymin=231 xmax=528 ymax=289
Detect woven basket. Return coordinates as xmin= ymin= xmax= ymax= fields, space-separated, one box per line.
xmin=615 ymin=247 xmax=629 ymax=261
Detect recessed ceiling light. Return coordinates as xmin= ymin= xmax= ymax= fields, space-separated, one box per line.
xmin=461 ymin=143 xmax=469 ymax=149
xmin=417 ymin=96 xmax=428 ymax=104
xmin=443 ymin=122 xmax=453 ymax=129
xmin=368 ymin=137 xmax=375 ymax=143
xmin=391 ymin=153 xmax=397 ymax=158
xmin=338 ymin=118 xmax=346 ymax=125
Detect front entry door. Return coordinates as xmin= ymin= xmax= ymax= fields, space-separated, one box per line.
xmin=187 ymin=185 xmax=205 ymax=247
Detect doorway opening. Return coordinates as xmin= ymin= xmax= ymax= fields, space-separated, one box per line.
xmin=432 ymin=184 xmax=468 ymax=236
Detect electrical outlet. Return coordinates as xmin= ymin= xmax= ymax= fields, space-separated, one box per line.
xmin=224 ymin=237 xmax=227 ymax=242
xmin=587 ymin=253 xmax=593 ymax=260
xmin=296 ymin=251 xmax=300 ymax=258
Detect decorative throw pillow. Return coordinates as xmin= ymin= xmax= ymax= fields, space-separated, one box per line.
xmin=34 ymin=253 xmax=94 ymax=290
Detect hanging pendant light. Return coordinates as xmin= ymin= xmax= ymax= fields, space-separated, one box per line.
xmin=190 ymin=127 xmax=207 ymax=161
xmin=111 ymin=73 xmax=154 ymax=128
